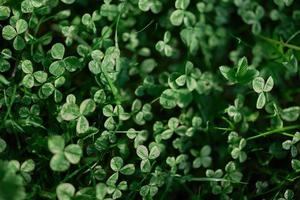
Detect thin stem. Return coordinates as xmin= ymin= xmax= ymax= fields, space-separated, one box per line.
xmin=257 ymin=35 xmax=300 ymax=51
xmin=246 ymin=125 xmax=300 ymax=141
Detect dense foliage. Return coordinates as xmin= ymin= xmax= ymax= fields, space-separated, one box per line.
xmin=1 ymin=0 xmax=300 ymax=199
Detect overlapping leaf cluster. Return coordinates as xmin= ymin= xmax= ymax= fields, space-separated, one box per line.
xmin=1 ymin=0 xmax=300 ymax=199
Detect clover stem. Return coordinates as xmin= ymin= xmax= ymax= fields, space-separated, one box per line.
xmin=257 ymin=35 xmax=300 ymax=51
xmin=246 ymin=125 xmax=300 ymax=141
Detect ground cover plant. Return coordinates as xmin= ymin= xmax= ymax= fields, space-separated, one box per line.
xmin=1 ymin=0 xmax=300 ymax=199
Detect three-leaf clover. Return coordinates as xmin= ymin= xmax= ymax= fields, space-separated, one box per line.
xmin=282 ymin=132 xmax=300 ymax=157
xmin=155 ymin=31 xmax=173 ymax=57
xmin=131 ymin=99 xmax=153 ymax=125
xmin=48 ymin=135 xmax=82 ymax=172
xmin=61 ymin=95 xmax=96 ymax=134
xmin=252 ymin=76 xmax=274 ymax=109
xmin=241 ymin=5 xmax=265 ymax=34
xmin=170 ymin=0 xmax=195 ymax=26
xmin=175 ymin=61 xmax=200 ymax=91
xmin=136 ymin=145 xmax=160 ymax=172
xmin=138 ymin=0 xmax=162 ymax=14
xmin=190 ymin=145 xmax=212 ymax=168
xmin=103 ymin=104 xmax=130 ymax=130
xmin=2 ymin=19 xmax=28 ymax=50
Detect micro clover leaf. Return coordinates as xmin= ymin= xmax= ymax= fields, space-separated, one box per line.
xmin=2 ymin=19 xmax=28 ymax=50
xmin=2 ymin=25 xmax=17 ymax=40
xmin=191 ymin=145 xmax=212 ymax=168
xmin=0 ymin=138 xmax=6 ymax=153
xmin=274 ymin=0 xmax=294 ymax=7
xmin=103 ymin=104 xmax=130 ymax=130
xmin=252 ymin=76 xmax=274 ymax=109
xmin=155 ymin=31 xmax=173 ymax=57
xmin=137 ymin=145 xmax=160 ymax=172
xmin=138 ymin=0 xmax=162 ymax=13
xmin=161 ymin=117 xmax=180 ymax=140
xmin=61 ymin=97 xmax=95 ymax=134
xmin=159 ymin=89 xmax=177 ymax=109
xmin=291 ymin=159 xmax=300 ymax=172
xmin=170 ymin=0 xmax=195 ymax=26
xmin=20 ymin=159 xmax=35 ymax=173
xmin=140 ymin=184 xmax=158 ymax=198
xmin=131 ymin=99 xmax=153 ymax=125
xmin=226 ymin=95 xmax=244 ymax=123
xmin=224 ymin=161 xmax=243 ymax=183
xmin=51 ymin=43 xmax=65 ymax=60
xmin=105 ymin=173 xmax=128 ymax=199
xmin=22 ymin=61 xmax=35 ymax=88
xmin=220 ymin=57 xmax=259 ymax=84
xmin=241 ymin=5 xmax=264 ymax=34
xmin=280 ymin=106 xmax=300 ymax=122
xmin=278 ymin=189 xmax=294 ymax=200
xmin=48 ymin=135 xmax=82 ymax=171
xmin=56 ymin=183 xmax=75 ymax=200
xmin=94 ymin=89 xmax=106 ymax=104
xmin=82 ymin=13 xmax=96 ymax=33
xmin=282 ymin=132 xmax=300 ymax=157
xmin=49 ymin=60 xmax=66 ymax=77
xmin=0 ymin=6 xmax=10 ymax=20
xmin=175 ymin=61 xmax=199 ymax=91
xmin=110 ymin=157 xmax=135 ymax=175
xmin=64 ymin=144 xmax=82 ymax=164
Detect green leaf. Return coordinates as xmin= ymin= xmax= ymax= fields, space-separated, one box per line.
xmin=16 ymin=19 xmax=28 ymax=34
xmin=41 ymin=83 xmax=55 ymax=97
xmin=256 ymin=92 xmax=266 ymax=109
xmin=0 ymin=137 xmax=7 ymax=153
xmin=22 ymin=74 xmax=34 ymax=88
xmin=33 ymin=71 xmax=48 ymax=83
xmin=291 ymin=159 xmax=300 ymax=171
xmin=50 ymin=153 xmax=70 ymax=172
xmin=56 ymin=183 xmax=75 ymax=200
xmin=21 ymin=60 xmax=33 ymax=74
xmin=140 ymin=159 xmax=151 ymax=172
xmin=20 ymin=159 xmax=35 ymax=173
xmin=110 ymin=157 xmax=124 ymax=171
xmin=51 ymin=43 xmax=65 ymax=60
xmin=61 ymin=103 xmax=80 ymax=121
xmin=80 ymin=99 xmax=96 ymax=115
xmin=2 ymin=25 xmax=17 ymax=40
xmin=170 ymin=10 xmax=184 ymax=26
xmin=137 ymin=145 xmax=149 ymax=160
xmin=13 ymin=36 xmax=26 ymax=50
xmin=159 ymin=89 xmax=177 ymax=109
xmin=64 ymin=144 xmax=82 ymax=164
xmin=263 ymin=76 xmax=274 ymax=92
xmin=0 ymin=6 xmax=11 ymax=20
xmin=120 ymin=164 xmax=135 ymax=175
xmin=94 ymin=89 xmax=106 ymax=104
xmin=61 ymin=0 xmax=76 ymax=4
xmin=76 ymin=116 xmax=89 ymax=134
xmin=149 ymin=146 xmax=160 ymax=160
xmin=96 ymin=183 xmax=107 ymax=200
xmin=253 ymin=77 xmax=265 ymax=93
xmin=175 ymin=0 xmax=190 ymax=9
xmin=281 ymin=106 xmax=300 ymax=122
xmin=88 ymin=60 xmax=101 ymax=74
xmin=48 ymin=135 xmax=65 ymax=154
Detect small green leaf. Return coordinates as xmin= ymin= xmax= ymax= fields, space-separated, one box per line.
xmin=49 ymin=61 xmax=65 ymax=77
xmin=96 ymin=183 xmax=107 ymax=200
xmin=51 ymin=43 xmax=65 ymax=60
xmin=33 ymin=71 xmax=48 ymax=83
xmin=22 ymin=74 xmax=34 ymax=88
xmin=160 ymin=89 xmax=177 ymax=109
xmin=16 ymin=19 xmax=28 ymax=34
xmin=120 ymin=164 xmax=135 ymax=175
xmin=48 ymin=135 xmax=65 ymax=154
xmin=149 ymin=146 xmax=160 ymax=160
xmin=13 ymin=35 xmax=26 ymax=50
xmin=61 ymin=103 xmax=80 ymax=121
xmin=170 ymin=10 xmax=184 ymax=26
xmin=0 ymin=138 xmax=7 ymax=153
xmin=80 ymin=99 xmax=96 ymax=115
xmin=253 ymin=77 xmax=265 ymax=93
xmin=50 ymin=153 xmax=70 ymax=172
xmin=56 ymin=183 xmax=75 ymax=200
xmin=137 ymin=145 xmax=149 ymax=160
xmin=21 ymin=60 xmax=33 ymax=74
xmin=256 ymin=92 xmax=266 ymax=109
xmin=64 ymin=144 xmax=82 ymax=164
xmin=76 ymin=116 xmax=89 ymax=134
xmin=263 ymin=76 xmax=274 ymax=92
xmin=175 ymin=0 xmax=190 ymax=9
xmin=2 ymin=25 xmax=17 ymax=40
xmin=61 ymin=0 xmax=76 ymax=4
xmin=41 ymin=83 xmax=55 ymax=97
xmin=110 ymin=157 xmax=124 ymax=171
xmin=140 ymin=159 xmax=151 ymax=172
xmin=20 ymin=159 xmax=35 ymax=172
xmin=281 ymin=106 xmax=300 ymax=122
xmin=0 ymin=6 xmax=11 ymax=20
